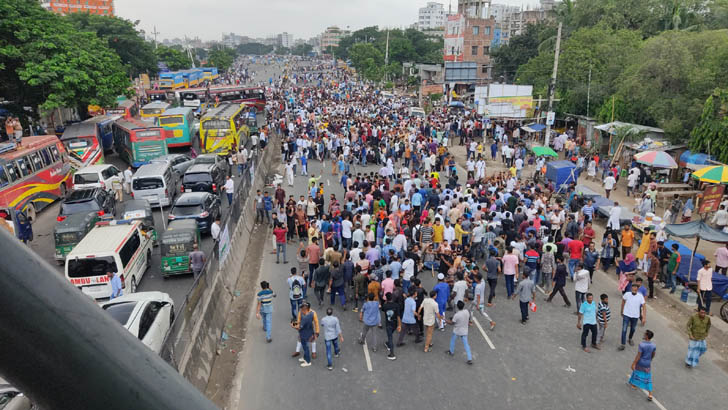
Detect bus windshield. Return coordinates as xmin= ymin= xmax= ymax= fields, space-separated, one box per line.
xmin=159 ymin=116 xmax=184 ymax=126
xmin=203 ymin=120 xmax=229 ymax=130
xmin=67 ymin=256 xmax=117 ymax=278
xmin=142 ymin=108 xmax=163 ymax=116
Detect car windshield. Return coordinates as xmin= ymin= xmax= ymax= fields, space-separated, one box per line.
xmin=103 ymin=301 xmax=137 ymax=325
xmin=74 ymin=173 xmax=100 ymax=184
xmin=67 ymin=256 xmax=117 ymax=278
xmin=133 ymin=177 xmax=164 ymax=190
xmin=55 ymin=232 xmax=78 ymax=245
xmin=61 ymin=200 xmax=100 ymax=216
xmin=183 ymin=173 xmax=211 ymax=183
xmin=171 ymin=204 xmax=203 ymax=216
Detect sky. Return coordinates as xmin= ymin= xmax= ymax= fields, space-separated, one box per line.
xmin=116 ymin=0 xmax=541 ymax=42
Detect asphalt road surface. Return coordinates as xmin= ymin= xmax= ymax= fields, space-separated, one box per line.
xmin=234 ymin=161 xmax=728 ymax=410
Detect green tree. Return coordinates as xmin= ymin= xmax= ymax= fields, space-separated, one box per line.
xmin=0 ymin=0 xmax=130 ymax=114
xmin=154 ymin=46 xmax=190 ymax=71
xmin=66 ymin=13 xmax=157 ymax=77
xmin=690 ymin=88 xmax=728 ymax=162
xmin=348 ymin=43 xmax=384 ymax=81
xmin=236 ymin=42 xmax=274 ymax=55
xmin=492 ymin=22 xmax=557 ymax=82
xmin=207 ymin=44 xmax=235 ymax=71
xmin=291 ymin=43 xmax=313 ymax=56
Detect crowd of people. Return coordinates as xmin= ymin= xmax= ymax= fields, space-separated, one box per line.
xmin=248 ymin=57 xmax=714 ymax=398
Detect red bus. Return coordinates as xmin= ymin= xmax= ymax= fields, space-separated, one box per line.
xmin=239 ymin=87 xmax=266 ymax=111
xmin=106 ymin=99 xmax=139 ymax=120
xmin=112 ymin=118 xmax=169 ymax=168
xmin=0 ymin=136 xmax=74 ymax=221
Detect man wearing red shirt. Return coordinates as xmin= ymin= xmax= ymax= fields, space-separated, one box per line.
xmin=567 ymin=238 xmax=584 ymax=280
xmin=274 ymin=224 xmax=288 ymax=264
xmin=581 ymin=221 xmax=595 ymax=247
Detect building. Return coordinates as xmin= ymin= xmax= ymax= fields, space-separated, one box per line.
xmin=418 ymin=2 xmax=447 ymax=30
xmin=277 ymin=32 xmax=294 ymax=49
xmin=444 ymin=1 xmax=495 ymax=82
xmin=320 ymin=26 xmax=350 ymax=52
xmin=222 ymin=33 xmax=252 ymax=47
xmin=40 ymin=0 xmax=114 ymax=15
xmin=487 ymin=1 xmax=555 ymax=46
xmin=488 ymin=3 xmax=520 ymax=22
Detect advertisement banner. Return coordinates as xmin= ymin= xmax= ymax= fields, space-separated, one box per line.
xmin=698 ymin=184 xmax=725 ymax=214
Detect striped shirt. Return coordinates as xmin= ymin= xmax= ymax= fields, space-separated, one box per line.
xmin=582 ymin=205 xmax=595 ymax=219
xmin=420 ymin=226 xmax=434 ymax=244
xmin=257 ymin=289 xmax=274 ymax=313
xmin=597 ymin=301 xmax=611 ymax=325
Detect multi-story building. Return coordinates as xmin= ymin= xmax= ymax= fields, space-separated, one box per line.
xmin=277 ymin=32 xmax=294 ymax=49
xmin=40 ymin=0 xmax=114 ymax=15
xmin=320 ymin=26 xmax=350 ymax=52
xmin=444 ymin=1 xmax=495 ymax=82
xmin=417 ymin=2 xmax=447 ymax=30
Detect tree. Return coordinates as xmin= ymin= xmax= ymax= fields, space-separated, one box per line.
xmin=348 ymin=43 xmax=384 ymax=81
xmin=690 ymin=88 xmax=728 ymax=163
xmin=154 ymin=46 xmax=190 ymax=71
xmin=492 ymin=22 xmax=557 ymax=82
xmin=66 ymin=13 xmax=157 ymax=77
xmin=207 ymin=44 xmax=235 ymax=71
xmin=236 ymin=42 xmax=274 ymax=55
xmin=291 ymin=43 xmax=313 ymax=56
xmin=0 ymin=0 xmax=130 ymax=114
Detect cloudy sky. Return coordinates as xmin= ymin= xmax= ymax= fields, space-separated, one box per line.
xmin=116 ymin=0 xmax=540 ymax=41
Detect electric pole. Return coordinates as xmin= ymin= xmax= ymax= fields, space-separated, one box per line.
xmin=586 ymin=65 xmax=592 ymax=117
xmin=151 ymin=25 xmax=160 ymax=49
xmin=384 ymin=29 xmax=390 ymax=83
xmin=543 ymin=22 xmax=562 ymax=147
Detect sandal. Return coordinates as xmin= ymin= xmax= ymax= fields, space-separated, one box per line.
xmin=647 ymin=396 xmax=653 ymax=402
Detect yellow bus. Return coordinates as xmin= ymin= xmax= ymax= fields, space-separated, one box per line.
xmin=200 ymin=104 xmax=250 ymax=155
xmin=140 ymin=101 xmax=170 ymax=124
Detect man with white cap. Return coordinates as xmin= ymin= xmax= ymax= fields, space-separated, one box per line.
xmin=433 ymin=273 xmax=450 ymax=330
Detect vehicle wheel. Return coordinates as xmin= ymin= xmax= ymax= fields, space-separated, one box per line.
xmin=721 ymin=301 xmax=728 ymax=323
xmin=59 ymin=183 xmax=67 ymax=199
xmin=26 ymin=203 xmax=36 ymax=222
xmin=146 ymin=249 xmax=152 ymax=270
xmin=130 ymin=277 xmax=137 ymax=293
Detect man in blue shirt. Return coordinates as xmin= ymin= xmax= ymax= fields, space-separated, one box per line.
xmin=397 ymin=289 xmax=422 ymax=345
xmin=433 ymin=273 xmax=451 ymax=330
xmin=108 ymin=271 xmax=122 ymax=299
xmin=358 ymin=293 xmax=381 ymax=351
xmin=577 ymin=292 xmax=598 ymax=352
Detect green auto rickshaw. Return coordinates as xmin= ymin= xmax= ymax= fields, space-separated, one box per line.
xmin=160 ymin=219 xmax=201 ymax=276
xmin=54 ymin=211 xmax=100 ymax=264
xmin=121 ymin=199 xmax=157 ymax=244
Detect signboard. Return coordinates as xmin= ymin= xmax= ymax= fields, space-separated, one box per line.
xmin=546 ymin=111 xmax=556 ymax=125
xmin=698 ymin=184 xmax=725 ymax=214
xmin=483 ymin=84 xmax=533 ymax=118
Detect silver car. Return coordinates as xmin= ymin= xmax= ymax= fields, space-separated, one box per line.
xmin=150 ymin=154 xmax=194 ymax=177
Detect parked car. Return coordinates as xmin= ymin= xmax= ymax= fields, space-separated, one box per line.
xmin=57 ymin=187 xmax=115 ymax=222
xmin=193 ymin=153 xmax=228 ymax=175
xmin=181 ymin=163 xmax=225 ymax=196
xmin=168 ymin=192 xmax=220 ymax=233
xmin=150 ymin=153 xmax=194 ymax=176
xmin=72 ymin=164 xmax=123 ymax=193
xmin=100 ymin=291 xmax=174 ymax=354
xmin=53 ymin=211 xmax=100 ymax=263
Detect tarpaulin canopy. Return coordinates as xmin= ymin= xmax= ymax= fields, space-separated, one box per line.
xmin=521 ymin=123 xmax=546 ymax=133
xmin=574 ymin=184 xmax=601 ymax=199
xmin=545 ymin=160 xmax=579 ymax=190
xmin=664 ymin=240 xmax=728 ymax=298
xmin=664 ymin=221 xmax=728 ymax=243
xmin=679 ymin=150 xmax=713 ymax=167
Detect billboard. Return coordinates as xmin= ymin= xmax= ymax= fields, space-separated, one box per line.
xmin=444 ymin=14 xmax=465 ymax=62
xmin=478 ymin=84 xmax=534 ymax=118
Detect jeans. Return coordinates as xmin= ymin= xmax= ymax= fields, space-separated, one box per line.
xmin=575 ymin=291 xmax=585 ymax=311
xmin=314 ymin=286 xmax=326 ymax=304
xmin=547 ymin=284 xmax=571 ymax=305
xmin=276 ymin=243 xmax=287 ymax=263
xmin=597 ymin=322 xmax=608 ymax=342
xmin=324 ymin=338 xmax=340 ymax=367
xmin=300 ymin=336 xmax=311 ymax=363
xmin=487 ymin=278 xmax=497 ymax=303
xmin=290 ymin=298 xmax=302 ymax=319
xmin=697 ymin=290 xmax=712 ymax=313
xmin=308 ymin=263 xmax=318 ymax=287
xmin=519 ymin=301 xmax=529 ymax=321
xmin=449 ymin=334 xmax=473 ymax=360
xmin=227 ymin=192 xmax=233 ymax=205
xmin=581 ymin=323 xmax=597 ymax=347
xmin=621 ymin=316 xmax=639 ymax=345
xmin=398 ymin=322 xmax=421 ymax=344
xmin=261 ymin=311 xmax=272 ymax=340
xmin=402 ymin=280 xmax=411 ymax=294
xmin=667 ymin=271 xmax=677 ymax=292
xmin=540 ymin=270 xmax=552 ymax=289
xmin=385 ymin=326 xmax=396 ymax=354
xmin=568 ymin=258 xmax=579 ymax=280
xmin=330 ymin=285 xmax=346 ymax=306
xmin=505 ymin=275 xmax=515 ymax=298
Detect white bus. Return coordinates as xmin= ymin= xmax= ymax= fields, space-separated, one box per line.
xmin=65 ymin=220 xmax=153 ymax=300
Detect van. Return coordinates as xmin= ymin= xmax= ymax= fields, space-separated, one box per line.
xmin=73 ymin=164 xmax=123 ymax=193
xmin=131 ymin=162 xmax=178 ymax=207
xmin=65 ymin=220 xmax=153 ymax=300
xmin=409 ymin=107 xmax=426 ymax=119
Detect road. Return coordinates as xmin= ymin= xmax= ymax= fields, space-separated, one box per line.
xmin=27 ymin=60 xmax=288 ymax=308
xmin=233 ymin=161 xmax=728 ymax=410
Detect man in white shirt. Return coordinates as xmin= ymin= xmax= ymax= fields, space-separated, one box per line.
xmin=627 ymin=171 xmax=639 ymax=197
xmin=222 ymin=175 xmax=235 ymax=206
xmin=123 ymin=166 xmax=133 ymax=194
xmin=515 ymin=157 xmax=524 ymax=179
xmin=607 ymin=201 xmax=622 ymax=231
xmin=696 ymin=260 xmax=714 ymax=314
xmin=618 ymin=283 xmax=646 ymax=350
xmin=711 ymin=205 xmax=728 ymax=231
xmin=443 ymin=221 xmax=456 ymax=244
xmin=211 ymin=218 xmax=221 ymax=241
xmin=603 ymin=172 xmax=617 ymax=199
xmin=341 ymin=216 xmax=353 ymax=250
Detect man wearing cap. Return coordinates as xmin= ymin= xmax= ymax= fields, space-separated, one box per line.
xmin=433 ymin=273 xmax=450 ymax=330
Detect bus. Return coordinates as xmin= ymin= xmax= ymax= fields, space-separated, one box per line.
xmin=106 ymin=99 xmax=139 ymax=120
xmin=240 ymin=87 xmax=266 ymax=111
xmin=179 ymin=88 xmax=206 ymax=112
xmin=200 ymin=104 xmax=249 ymax=155
xmin=158 ymin=107 xmax=195 ymax=148
xmin=60 ymin=115 xmax=117 ymax=169
xmin=201 ymin=67 xmax=219 ymax=82
xmin=159 ymin=72 xmax=186 ymax=89
xmin=112 ymin=118 xmax=169 ymax=168
xmin=140 ymin=101 xmax=170 ymax=124
xmin=0 ymin=136 xmax=73 ymax=221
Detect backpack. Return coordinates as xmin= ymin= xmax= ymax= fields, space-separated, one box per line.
xmin=291 ymin=277 xmax=303 ymax=300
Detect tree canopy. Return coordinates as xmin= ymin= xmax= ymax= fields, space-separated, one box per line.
xmin=690 ymin=88 xmax=728 ymax=163
xmin=154 ymin=46 xmax=192 ymax=71
xmin=206 ymin=44 xmax=235 ymax=71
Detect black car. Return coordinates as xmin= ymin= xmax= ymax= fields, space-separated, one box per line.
xmin=193 ymin=153 xmax=229 ymax=175
xmin=168 ymin=192 xmax=220 ymax=233
xmin=58 ymin=187 xmax=115 ymax=221
xmin=181 ymin=163 xmax=225 ymax=196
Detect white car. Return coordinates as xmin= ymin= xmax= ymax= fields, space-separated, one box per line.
xmin=73 ymin=164 xmax=123 ymax=193
xmin=101 ymin=291 xmax=175 ymax=354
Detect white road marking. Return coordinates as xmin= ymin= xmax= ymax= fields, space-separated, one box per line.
xmin=362 ymin=340 xmax=373 ymax=372
xmin=471 ymin=316 xmax=496 ymax=350
xmin=628 ymin=377 xmax=668 ymax=410
xmin=536 ymin=285 xmax=547 ymax=295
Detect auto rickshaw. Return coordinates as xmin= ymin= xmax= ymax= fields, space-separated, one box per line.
xmin=53 ymin=211 xmax=100 ymax=264
xmin=160 ymin=219 xmax=201 ymax=277
xmin=121 ymin=199 xmax=157 ymax=244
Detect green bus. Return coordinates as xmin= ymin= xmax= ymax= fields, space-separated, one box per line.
xmin=112 ymin=118 xmax=169 ymax=167
xmin=160 ymin=219 xmax=201 ymax=276
xmin=158 ymin=107 xmax=195 ymax=148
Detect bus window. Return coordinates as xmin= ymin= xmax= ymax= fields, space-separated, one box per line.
xmin=50 ymin=146 xmax=60 ymax=162
xmin=119 ymin=231 xmax=141 ymax=268
xmin=16 ymin=158 xmax=31 ymax=178
xmin=40 ymin=147 xmax=52 ymax=167
xmin=0 ymin=167 xmax=8 ymax=188
xmin=5 ymin=164 xmax=19 ymax=183
xmin=29 ymin=152 xmax=44 ymax=172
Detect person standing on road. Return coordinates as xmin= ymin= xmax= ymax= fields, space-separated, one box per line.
xmin=619 ymin=283 xmax=646 ymax=351
xmin=188 ymin=243 xmax=205 ymax=277
xmin=485 ymin=250 xmax=500 ymax=306
xmin=381 ymin=292 xmax=402 ymax=360
xmin=471 ymin=273 xmax=496 ymax=330
xmin=577 ymin=293 xmax=599 ymax=352
xmin=312 ymin=258 xmax=330 ymax=306
xmin=546 ymin=255 xmax=571 ymax=307
xmin=123 ymin=166 xmax=133 ymax=195
xmin=358 ymin=293 xmax=381 ymax=351
xmin=603 ymin=172 xmax=616 ymax=199
xmin=628 ymin=330 xmax=657 ymax=402
xmin=108 ymin=271 xmax=122 ymax=299
xmin=397 ymin=288 xmax=422 ymax=346
xmin=502 ymin=246 xmax=519 ymax=298
xmin=433 ymin=273 xmax=450 ymax=330
xmin=292 ymin=303 xmax=319 ymax=360
xmin=223 ymin=175 xmax=234 ymax=206
xmin=446 ymin=300 xmax=473 ymax=364
xmin=328 ymin=261 xmax=346 ymax=309
xmin=305 ymin=238 xmax=321 ymax=287
xmin=287 ymin=267 xmax=305 ymax=319
xmin=293 ymin=302 xmax=315 ymax=367
xmin=273 ymin=223 xmax=288 ymax=264
xmin=574 ymin=263 xmax=590 ymax=314
xmin=597 ymin=294 xmax=611 ymax=347
xmin=321 ymin=307 xmax=344 ymax=371
xmin=513 ymin=270 xmax=536 ymax=324
xmin=685 ymin=306 xmax=711 ymax=368
xmin=419 ymin=290 xmax=441 ymax=352
xmin=210 ymin=218 xmax=221 ymax=242
xmin=696 ymin=259 xmax=713 ymax=314
xmin=255 ymin=281 xmax=274 ymax=343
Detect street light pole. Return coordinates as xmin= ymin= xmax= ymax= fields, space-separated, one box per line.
xmin=543 ymin=22 xmax=562 ymax=148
